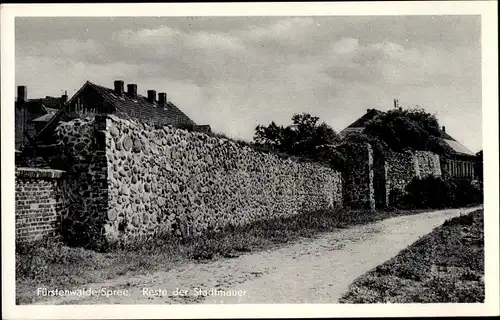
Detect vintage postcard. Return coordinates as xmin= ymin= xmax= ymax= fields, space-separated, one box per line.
xmin=1 ymin=1 xmax=498 ymax=319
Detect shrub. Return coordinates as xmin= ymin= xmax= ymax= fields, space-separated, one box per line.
xmin=404 ymin=175 xmax=450 ymax=209
xmin=363 ymin=108 xmax=451 ymax=155
xmin=389 ymin=188 xmax=410 ymax=209
xmin=394 ymin=175 xmax=483 ymax=209
xmin=444 ymin=177 xmax=483 ymax=207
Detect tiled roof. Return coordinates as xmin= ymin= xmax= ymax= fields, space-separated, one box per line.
xmin=440 ymin=129 xmax=456 ymax=141
xmin=338 ymin=127 xmax=363 ymax=136
xmin=41 ymin=96 xmax=66 ymax=109
xmin=32 ymin=107 xmax=59 ymax=122
xmin=443 ymin=139 xmax=475 ymax=156
xmin=194 ymin=124 xmax=212 ymax=133
xmin=24 ymin=97 xmax=65 ymax=110
xmin=32 ymin=113 xmax=55 ymax=122
xmin=15 ymin=99 xmax=60 ymax=150
xmin=32 ymin=81 xmax=194 ymax=144
xmin=346 ymin=109 xmax=383 ymax=128
xmin=87 ymin=82 xmax=196 ymax=127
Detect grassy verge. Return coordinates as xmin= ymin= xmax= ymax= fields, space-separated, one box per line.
xmin=339 ymin=209 xmax=484 ymax=303
xmin=16 ymin=207 xmax=436 ymax=304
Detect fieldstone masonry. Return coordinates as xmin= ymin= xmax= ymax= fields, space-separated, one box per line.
xmin=414 ymin=150 xmax=442 ymax=178
xmin=386 ymin=150 xmax=417 ymax=198
xmin=15 ymin=115 xmax=444 ymax=248
xmin=54 ymin=117 xmax=109 ymax=248
xmin=385 ymin=149 xmax=442 ymax=207
xmin=24 ymin=115 xmax=342 ymax=248
xmin=104 ymin=115 xmax=343 ymax=245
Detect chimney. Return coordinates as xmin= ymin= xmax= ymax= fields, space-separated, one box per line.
xmin=158 ymin=92 xmax=167 ymax=107
xmin=147 ymin=90 xmax=156 ymax=103
xmin=393 ymin=98 xmax=399 ymax=109
xmin=127 ymin=84 xmax=138 ymax=98
xmin=17 ymin=86 xmax=27 ymax=103
xmin=442 ymin=126 xmax=446 ymax=133
xmin=61 ymin=90 xmax=68 ymax=103
xmin=114 ymin=80 xmax=124 ymax=97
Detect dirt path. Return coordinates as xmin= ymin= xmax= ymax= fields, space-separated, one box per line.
xmin=33 ymin=206 xmax=481 ymax=305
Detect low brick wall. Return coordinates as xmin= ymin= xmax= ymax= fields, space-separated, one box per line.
xmin=15 ymin=167 xmax=65 ymax=243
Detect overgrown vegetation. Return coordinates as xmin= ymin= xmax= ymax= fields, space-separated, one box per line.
xmin=339 ymin=209 xmax=484 ymax=303
xmin=364 ymin=108 xmax=451 ymax=156
xmin=252 ymin=112 xmax=360 ymax=172
xmin=254 ymin=113 xmax=341 ymax=157
xmin=391 ymin=176 xmax=483 ymax=209
xmin=16 ymin=207 xmax=426 ymax=304
xmin=250 ymin=108 xmax=455 ymax=173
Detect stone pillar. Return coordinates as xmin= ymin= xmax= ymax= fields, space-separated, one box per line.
xmin=413 ymin=151 xmax=421 ymax=178
xmin=341 ymin=142 xmax=375 ymax=210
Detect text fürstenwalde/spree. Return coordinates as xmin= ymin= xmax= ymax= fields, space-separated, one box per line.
xmin=36 ymin=287 xmax=130 ymax=297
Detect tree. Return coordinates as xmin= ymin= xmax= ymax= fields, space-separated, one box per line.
xmin=342 ymin=130 xmax=389 ymax=159
xmin=254 ymin=121 xmax=285 ymax=150
xmin=253 ymin=113 xmax=341 ymax=158
xmin=363 ymin=108 xmax=451 ymax=155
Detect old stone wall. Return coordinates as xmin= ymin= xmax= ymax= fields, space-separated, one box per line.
xmin=385 ymin=150 xmax=442 ymax=206
xmin=373 ymin=153 xmax=388 ymax=209
xmin=341 ymin=143 xmax=375 ymax=210
xmin=414 ymin=150 xmax=442 ymax=177
xmin=103 ymin=115 xmax=342 ymax=245
xmin=385 ymin=150 xmax=416 ymax=205
xmin=15 ymin=167 xmax=65 ymax=243
xmin=43 ymin=113 xmax=444 ymax=249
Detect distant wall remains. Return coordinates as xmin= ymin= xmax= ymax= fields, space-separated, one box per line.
xmin=15 ymin=168 xmax=65 ymax=243
xmin=414 ymin=150 xmax=442 ymax=178
xmin=386 ymin=150 xmax=442 ymax=206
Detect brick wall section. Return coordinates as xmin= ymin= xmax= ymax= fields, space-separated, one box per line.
xmin=15 ymin=167 xmax=65 ymax=243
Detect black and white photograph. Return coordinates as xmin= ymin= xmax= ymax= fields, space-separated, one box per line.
xmin=1 ymin=2 xmax=499 ymax=319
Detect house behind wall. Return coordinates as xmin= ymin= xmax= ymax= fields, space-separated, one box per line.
xmin=340 ymin=109 xmax=480 ymax=180
xmin=15 ymin=85 xmax=67 ymax=152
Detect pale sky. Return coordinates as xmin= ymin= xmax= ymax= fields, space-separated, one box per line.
xmin=15 ymin=16 xmax=482 ymax=152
